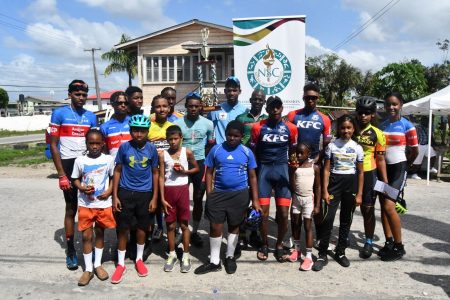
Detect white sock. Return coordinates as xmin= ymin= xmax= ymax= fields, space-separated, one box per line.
xmin=118 ymin=250 xmax=126 ymax=267
xmin=83 ymin=252 xmax=93 ymax=272
xmin=294 ymin=240 xmax=301 ymax=251
xmin=169 ymin=250 xmax=176 ymax=258
xmin=226 ymin=233 xmax=239 ymax=258
xmin=136 ymin=243 xmax=144 ymax=261
xmin=94 ymin=247 xmax=103 ymax=268
xmin=210 ymin=236 xmax=222 ymax=265
xmin=306 ymin=248 xmax=312 ymax=259
xmin=192 ymin=221 xmax=200 ymax=234
xmin=182 ymin=252 xmax=190 ymax=261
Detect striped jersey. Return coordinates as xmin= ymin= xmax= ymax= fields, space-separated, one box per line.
xmin=380 ymin=117 xmax=418 ymax=164
xmin=100 ymin=115 xmax=131 ymax=159
xmin=50 ymin=105 xmax=97 ymax=159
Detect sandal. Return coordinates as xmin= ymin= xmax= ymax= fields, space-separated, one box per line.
xmin=274 ymin=248 xmax=286 ymax=263
xmin=257 ymin=245 xmax=269 ymax=261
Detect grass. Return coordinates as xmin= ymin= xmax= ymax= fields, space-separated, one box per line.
xmin=0 ymin=129 xmax=46 ymax=138
xmin=0 ymin=144 xmax=49 ymax=166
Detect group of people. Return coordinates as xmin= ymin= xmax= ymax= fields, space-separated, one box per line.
xmin=49 ymin=77 xmax=418 ymax=287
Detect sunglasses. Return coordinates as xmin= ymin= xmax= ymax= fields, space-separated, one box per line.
xmin=303 ymin=95 xmax=319 ymax=101
xmin=114 ymin=101 xmax=128 ymax=106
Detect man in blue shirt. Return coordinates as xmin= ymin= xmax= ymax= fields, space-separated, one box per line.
xmin=207 ymin=76 xmax=248 ymax=144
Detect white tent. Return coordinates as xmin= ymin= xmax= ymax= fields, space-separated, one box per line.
xmin=403 ymin=85 xmax=450 ymax=185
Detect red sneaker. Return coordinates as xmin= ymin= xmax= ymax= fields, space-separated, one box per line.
xmin=135 ymin=259 xmax=148 ymax=277
xmin=111 ymin=264 xmax=126 ymax=284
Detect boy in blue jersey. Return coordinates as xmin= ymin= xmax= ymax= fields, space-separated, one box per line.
xmin=111 ymin=114 xmax=159 ymax=284
xmin=194 ymin=121 xmax=261 ymax=275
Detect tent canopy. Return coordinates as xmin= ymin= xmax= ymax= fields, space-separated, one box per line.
xmin=402 ymin=85 xmax=450 ymax=116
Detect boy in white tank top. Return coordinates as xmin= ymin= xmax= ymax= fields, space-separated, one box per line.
xmin=288 ymin=142 xmax=321 ymax=271
xmin=159 ymin=125 xmax=199 ymax=273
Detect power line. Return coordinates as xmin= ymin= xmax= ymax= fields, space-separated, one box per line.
xmin=333 ymin=0 xmax=401 ymax=51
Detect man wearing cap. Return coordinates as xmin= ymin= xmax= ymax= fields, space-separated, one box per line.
xmin=207 ymin=76 xmax=248 ymax=145
xmin=174 ymin=92 xmax=215 ymax=247
xmin=251 ymin=96 xmax=298 ymax=261
xmin=50 ymin=80 xmax=97 ymax=270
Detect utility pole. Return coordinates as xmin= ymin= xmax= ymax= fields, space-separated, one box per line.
xmin=84 ymin=48 xmax=103 ymax=111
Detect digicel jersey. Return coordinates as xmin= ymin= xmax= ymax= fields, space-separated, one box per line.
xmin=100 ymin=116 xmax=131 ymax=159
xmin=287 ymin=109 xmax=331 ymax=157
xmin=50 ymin=105 xmax=97 ymax=159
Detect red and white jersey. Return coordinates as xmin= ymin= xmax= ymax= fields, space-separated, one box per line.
xmin=50 ymin=106 xmax=97 ymax=159
xmin=100 ymin=116 xmax=131 ymax=159
xmin=380 ymin=117 xmax=418 ymax=164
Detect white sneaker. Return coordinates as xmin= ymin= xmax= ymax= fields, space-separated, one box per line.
xmin=429 ymin=167 xmax=438 ymax=174
xmin=410 ymin=173 xmax=422 ymax=180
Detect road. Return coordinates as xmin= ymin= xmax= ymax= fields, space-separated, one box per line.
xmin=0 ymin=133 xmax=44 ymax=145
xmin=0 ymin=164 xmax=449 ymax=299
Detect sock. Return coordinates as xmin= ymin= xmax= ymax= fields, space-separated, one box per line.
xmin=294 ymin=240 xmax=301 ymax=251
xmin=136 ymin=243 xmax=144 ymax=261
xmin=66 ymin=234 xmax=75 ymax=253
xmin=210 ymin=236 xmax=222 ymax=265
xmin=366 ymin=238 xmax=373 ymax=245
xmin=182 ymin=252 xmax=190 ymax=261
xmin=192 ymin=221 xmax=200 ymax=234
xmin=226 ymin=233 xmax=239 ymax=258
xmin=117 ymin=250 xmax=126 ymax=267
xmin=169 ymin=250 xmax=176 ymax=258
xmin=94 ymin=247 xmax=103 ymax=268
xmin=306 ymin=248 xmax=312 ymax=259
xmin=83 ymin=252 xmax=93 ymax=272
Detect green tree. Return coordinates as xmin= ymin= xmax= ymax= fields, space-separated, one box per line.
xmin=0 ymin=87 xmax=9 ymax=112
xmin=355 ymin=70 xmax=375 ymax=97
xmin=101 ymin=34 xmax=137 ymax=87
xmin=424 ymin=62 xmax=450 ymax=93
xmin=370 ymin=60 xmax=428 ymax=102
xmin=306 ymin=54 xmax=362 ymax=106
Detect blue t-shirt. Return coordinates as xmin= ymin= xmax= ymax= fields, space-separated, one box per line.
xmin=207 ymin=102 xmax=247 ymax=144
xmin=205 ymin=143 xmax=257 ymax=192
xmin=174 ymin=116 xmax=214 ymax=160
xmin=115 ymin=141 xmax=159 ymax=192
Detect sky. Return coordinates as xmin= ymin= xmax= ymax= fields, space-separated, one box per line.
xmin=0 ymin=0 xmax=449 ymax=102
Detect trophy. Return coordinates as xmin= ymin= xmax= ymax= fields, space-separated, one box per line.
xmin=196 ymin=27 xmax=220 ymax=111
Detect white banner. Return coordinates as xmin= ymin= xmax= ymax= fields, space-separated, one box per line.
xmin=233 ymin=15 xmax=306 ymax=111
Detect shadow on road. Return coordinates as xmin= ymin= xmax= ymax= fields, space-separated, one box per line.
xmin=407 ymin=272 xmax=450 ymax=298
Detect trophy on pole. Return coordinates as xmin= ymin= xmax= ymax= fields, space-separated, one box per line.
xmin=196 ymin=27 xmax=220 ymax=111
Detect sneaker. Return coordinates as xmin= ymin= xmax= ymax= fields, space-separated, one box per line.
xmin=78 ymin=271 xmax=94 ymax=286
xmin=181 ymin=257 xmax=192 ymax=273
xmin=111 ymin=264 xmax=126 ymax=284
xmin=66 ymin=254 xmax=78 ymax=271
xmin=223 ymin=257 xmax=237 ymax=274
xmin=152 ymin=227 xmax=163 ymax=241
xmin=312 ymin=254 xmax=328 ymax=272
xmin=314 ymin=240 xmax=333 ymax=252
xmin=361 ymin=243 xmax=373 ymax=259
xmin=335 ymin=252 xmax=350 ymax=267
xmin=378 ymin=239 xmax=394 ymax=257
xmin=164 ymin=255 xmax=178 ymax=272
xmin=430 ymin=167 xmax=438 ymax=174
xmin=194 ymin=262 xmax=222 ymax=275
xmin=234 ymin=243 xmax=242 ymax=260
xmin=287 ymin=248 xmax=300 ymax=262
xmin=94 ymin=266 xmax=109 ymax=281
xmin=380 ymin=244 xmax=405 ymax=261
xmin=135 ymin=259 xmax=148 ymax=277
xmin=410 ymin=173 xmax=421 ymax=180
xmin=300 ymin=257 xmax=314 ymax=271
xmin=142 ymin=240 xmax=152 ymax=262
xmin=190 ymin=232 xmax=204 ymax=248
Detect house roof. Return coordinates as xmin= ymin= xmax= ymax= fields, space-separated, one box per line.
xmin=115 ymin=19 xmax=232 ymax=50
xmin=24 ymin=96 xmax=69 ymax=104
xmin=87 ymin=90 xmax=121 ymax=100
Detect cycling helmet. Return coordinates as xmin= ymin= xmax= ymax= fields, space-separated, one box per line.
xmin=244 ymin=207 xmax=262 ymax=231
xmin=356 ymin=96 xmax=377 ymax=113
xmin=129 ymin=114 xmax=150 ymax=128
xmin=395 ymin=197 xmax=408 ymax=215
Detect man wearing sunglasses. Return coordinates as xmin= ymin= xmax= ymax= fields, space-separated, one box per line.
xmin=100 ymin=91 xmax=131 ymax=159
xmin=50 ymin=80 xmax=97 ymax=270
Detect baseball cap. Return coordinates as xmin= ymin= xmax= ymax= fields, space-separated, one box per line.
xmin=266 ymin=96 xmax=283 ymax=107
xmin=225 ymin=76 xmax=240 ymax=87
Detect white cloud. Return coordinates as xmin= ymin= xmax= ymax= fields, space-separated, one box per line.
xmin=357 ymin=11 xmax=389 ymax=42
xmin=305 ymin=35 xmax=331 ymax=57
xmin=337 ymin=49 xmax=387 ymax=72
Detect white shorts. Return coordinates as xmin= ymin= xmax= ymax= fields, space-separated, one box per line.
xmin=291 ymin=193 xmax=313 ymax=219
xmin=413 ymin=144 xmax=436 ymax=165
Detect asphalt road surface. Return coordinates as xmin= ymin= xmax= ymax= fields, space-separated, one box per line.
xmin=0 ymin=133 xmax=44 ymax=145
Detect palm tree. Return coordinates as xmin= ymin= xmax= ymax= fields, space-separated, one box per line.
xmin=101 ymin=34 xmax=137 ymax=87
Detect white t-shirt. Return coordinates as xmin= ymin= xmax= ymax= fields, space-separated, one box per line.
xmin=325 ymin=138 xmax=364 ymax=175
xmin=72 ymin=153 xmax=115 ymax=208
xmin=163 ymin=147 xmax=189 ymax=186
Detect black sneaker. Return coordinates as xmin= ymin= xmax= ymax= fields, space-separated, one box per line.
xmin=142 ymin=240 xmax=152 ymax=262
xmin=334 ymin=252 xmax=350 ymax=267
xmin=194 ymin=262 xmax=222 ymax=275
xmin=377 ymin=238 xmax=394 ymax=257
xmin=360 ymin=243 xmax=373 ymax=259
xmin=191 ymin=232 xmax=204 ymax=248
xmin=234 ymin=243 xmax=242 ymax=260
xmin=380 ymin=244 xmax=405 ymax=261
xmin=312 ymin=254 xmax=328 ymax=271
xmin=224 ymin=257 xmax=237 ymax=274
